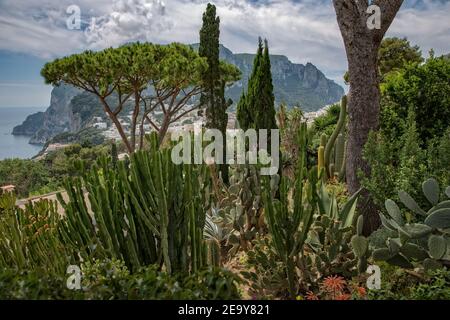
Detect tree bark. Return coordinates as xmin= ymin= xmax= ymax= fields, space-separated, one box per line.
xmin=333 ymin=0 xmax=404 ymax=234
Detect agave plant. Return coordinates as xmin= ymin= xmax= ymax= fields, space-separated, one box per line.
xmin=373 ymin=178 xmax=450 ymax=270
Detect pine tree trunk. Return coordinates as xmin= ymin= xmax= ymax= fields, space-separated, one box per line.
xmin=346 ymin=40 xmax=381 ymax=234
xmin=333 ymin=0 xmax=404 ymax=234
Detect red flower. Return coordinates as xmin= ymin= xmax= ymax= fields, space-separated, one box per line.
xmin=321 ymin=275 xmax=346 ymax=293
xmin=306 ymin=291 xmax=319 ymax=300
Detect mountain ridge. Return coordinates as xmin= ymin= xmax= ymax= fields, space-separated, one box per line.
xmin=13 ymin=44 xmax=344 ymax=145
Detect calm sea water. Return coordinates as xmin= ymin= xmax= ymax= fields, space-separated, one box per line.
xmin=0 ymin=107 xmax=45 ymax=160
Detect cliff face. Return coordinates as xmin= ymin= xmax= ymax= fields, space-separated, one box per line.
xmin=13 ymin=44 xmax=344 ymax=145
xmin=193 ymin=44 xmax=344 ymax=111
xmin=12 ymin=84 xmax=91 ymax=145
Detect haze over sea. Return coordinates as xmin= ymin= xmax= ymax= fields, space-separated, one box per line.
xmin=0 ymin=107 xmax=45 ymax=160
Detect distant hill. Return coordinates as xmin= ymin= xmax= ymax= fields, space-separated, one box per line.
xmin=13 ymin=44 xmax=344 ymax=145
xmin=191 ymin=44 xmax=344 ymax=111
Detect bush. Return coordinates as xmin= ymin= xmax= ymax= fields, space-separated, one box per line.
xmin=367 ymin=264 xmax=450 ymax=300
xmin=0 ymin=262 xmax=241 ymax=300
xmin=381 ymin=56 xmax=450 ymax=145
xmin=362 ymin=109 xmax=449 ymax=210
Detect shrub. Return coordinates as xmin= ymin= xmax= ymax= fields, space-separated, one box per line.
xmin=0 ymin=262 xmax=241 ymax=300
xmin=381 ymin=56 xmax=450 ymax=145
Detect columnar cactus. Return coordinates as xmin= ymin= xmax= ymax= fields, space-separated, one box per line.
xmin=263 ymin=122 xmax=320 ymax=298
xmin=58 ymin=133 xmax=212 ymax=275
xmin=324 ymin=95 xmax=347 ymax=178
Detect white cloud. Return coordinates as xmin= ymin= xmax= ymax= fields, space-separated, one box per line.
xmin=0 ymin=0 xmax=449 ymax=88
xmin=84 ymin=0 xmax=173 ymax=49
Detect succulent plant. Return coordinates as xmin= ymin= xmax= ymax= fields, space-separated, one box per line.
xmin=307 ymin=185 xmax=365 ymax=277
xmin=263 ymin=122 xmax=320 ymax=298
xmin=372 ymin=178 xmax=450 ymax=270
xmin=324 ymin=95 xmax=347 ymax=180
xmin=208 ymin=163 xmax=270 ymax=258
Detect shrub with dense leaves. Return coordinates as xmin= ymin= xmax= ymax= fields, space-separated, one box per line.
xmin=0 ymin=261 xmax=241 ymax=300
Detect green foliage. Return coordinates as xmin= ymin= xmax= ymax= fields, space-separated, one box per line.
xmin=209 ymin=165 xmax=265 ymax=258
xmin=0 ymin=262 xmax=240 ymax=300
xmin=372 ymin=178 xmax=450 ymax=270
xmin=0 ymin=193 xmax=70 ymax=274
xmin=323 ymin=96 xmax=347 ymax=180
xmin=237 ymin=38 xmax=277 ymax=132
xmin=307 ymin=185 xmax=364 ymax=278
xmin=362 ymin=108 xmax=449 ymax=210
xmin=313 ymin=104 xmax=341 ymax=136
xmin=42 ymin=42 xmax=240 ymax=152
xmin=199 ymin=3 xmax=240 ymax=184
xmin=367 ymin=264 xmax=450 ymax=300
xmin=241 ymin=237 xmax=289 ymax=299
xmin=58 ymin=134 xmax=212 ymax=274
xmin=0 ymin=158 xmax=52 ymax=197
xmin=381 ymin=55 xmax=450 ymax=144
xmin=378 ymin=37 xmax=423 ymax=79
xmin=263 ymin=122 xmax=319 ymax=298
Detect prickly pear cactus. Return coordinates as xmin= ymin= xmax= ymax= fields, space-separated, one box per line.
xmin=306 ymin=186 xmax=364 ymax=277
xmin=210 ymin=164 xmax=274 ymax=257
xmin=373 ymin=178 xmax=450 ymax=271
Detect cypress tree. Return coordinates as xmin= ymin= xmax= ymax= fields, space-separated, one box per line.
xmin=255 ymin=39 xmax=277 ymax=132
xmin=199 ymin=3 xmax=231 ymax=184
xmin=237 ymin=38 xmax=277 ymax=134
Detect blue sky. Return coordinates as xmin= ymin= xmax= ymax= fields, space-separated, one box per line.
xmin=0 ymin=0 xmax=449 ymax=108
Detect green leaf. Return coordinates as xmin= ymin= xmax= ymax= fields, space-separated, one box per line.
xmin=372 ymin=248 xmax=392 ymax=261
xmin=385 ymin=199 xmax=404 ymax=226
xmin=351 ymin=235 xmax=368 ymax=258
xmin=422 ymin=178 xmax=440 ymax=206
xmin=427 ymin=200 xmax=450 ymax=215
xmin=398 ymin=191 xmax=426 ymax=216
xmin=400 ymin=243 xmax=429 ymax=261
xmin=386 ymin=254 xmax=414 ymax=269
xmin=356 ymin=215 xmax=364 ymax=236
xmin=425 ymin=208 xmax=450 ymax=229
xmin=340 ymin=188 xmax=362 ymax=228
xmin=380 ymin=214 xmax=397 ymax=232
xmin=428 ymin=235 xmax=447 ymax=260
xmin=402 ymin=223 xmax=433 ymax=238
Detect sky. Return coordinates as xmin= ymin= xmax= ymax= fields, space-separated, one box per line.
xmin=0 ymin=0 xmax=449 ymax=108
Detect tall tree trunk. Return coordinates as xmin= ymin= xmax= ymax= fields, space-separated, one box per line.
xmin=333 ymin=0 xmax=404 ymax=234
xmin=346 ymin=40 xmax=381 ymax=234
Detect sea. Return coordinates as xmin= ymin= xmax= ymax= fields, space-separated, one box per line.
xmin=0 ymin=107 xmax=46 ymax=160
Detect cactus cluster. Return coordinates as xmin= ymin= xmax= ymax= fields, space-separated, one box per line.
xmin=58 ymin=133 xmax=212 ymax=275
xmin=208 ymin=164 xmax=271 ymax=260
xmin=373 ymin=178 xmax=450 ymax=270
xmin=263 ymin=122 xmax=320 ymax=298
xmin=0 ymin=193 xmax=67 ymax=274
xmin=317 ymin=96 xmax=347 ymax=181
xmin=307 ymin=185 xmax=365 ymax=277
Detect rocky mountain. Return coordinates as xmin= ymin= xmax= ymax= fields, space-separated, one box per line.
xmin=12 ymin=84 xmax=107 ymax=145
xmin=13 ymin=44 xmax=344 ymax=145
xmin=192 ymin=44 xmax=344 ymax=111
